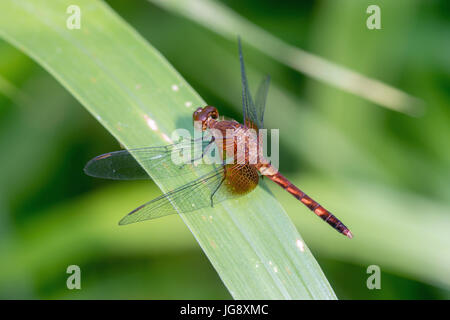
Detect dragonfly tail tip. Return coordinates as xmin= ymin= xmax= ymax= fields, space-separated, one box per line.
xmin=344 ymin=229 xmax=353 ymax=239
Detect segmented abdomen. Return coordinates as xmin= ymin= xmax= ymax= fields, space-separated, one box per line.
xmin=258 ymin=164 xmax=352 ymax=238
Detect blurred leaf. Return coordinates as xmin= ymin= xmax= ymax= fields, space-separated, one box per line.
xmin=275 ymin=174 xmax=450 ymax=289
xmin=2 ymin=177 xmax=448 ymax=297
xmin=0 ymin=0 xmax=337 ymax=299
xmin=149 ymin=0 xmax=424 ymax=116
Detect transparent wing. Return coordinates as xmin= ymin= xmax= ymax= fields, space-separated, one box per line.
xmin=84 ymin=139 xmax=214 ymax=180
xmin=238 ymin=38 xmax=270 ymax=130
xmin=255 ymin=75 xmax=270 ymax=129
xmin=119 ymin=166 xmax=230 ymax=225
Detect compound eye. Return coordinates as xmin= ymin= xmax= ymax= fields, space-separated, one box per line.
xmin=210 ymin=112 xmax=218 ymax=119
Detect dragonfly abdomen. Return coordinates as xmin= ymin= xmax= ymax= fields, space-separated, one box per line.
xmin=260 ymin=166 xmax=353 ymax=238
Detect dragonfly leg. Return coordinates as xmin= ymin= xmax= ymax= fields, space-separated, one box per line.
xmin=202 ymin=137 xmax=216 ymax=158
xmin=199 ymin=137 xmax=215 ymax=160
xmin=178 ymin=137 xmax=216 ymax=170
xmin=210 ymin=175 xmax=225 ymax=208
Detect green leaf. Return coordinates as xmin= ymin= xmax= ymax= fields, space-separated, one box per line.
xmin=0 ymin=0 xmax=336 ymax=299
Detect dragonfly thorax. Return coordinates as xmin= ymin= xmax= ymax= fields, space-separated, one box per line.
xmin=209 ymin=120 xmax=264 ymax=166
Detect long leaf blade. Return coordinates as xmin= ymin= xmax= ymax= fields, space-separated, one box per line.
xmin=0 ymin=0 xmax=336 ymax=299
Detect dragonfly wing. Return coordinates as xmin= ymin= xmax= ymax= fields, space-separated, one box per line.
xmin=255 ymin=75 xmax=270 ymax=129
xmin=119 ymin=166 xmax=227 ymax=225
xmin=238 ymin=38 xmax=258 ymax=129
xmin=84 ymin=139 xmax=213 ymax=180
xmin=84 ymin=149 xmax=151 ymax=180
xmin=238 ymin=38 xmax=269 ymax=130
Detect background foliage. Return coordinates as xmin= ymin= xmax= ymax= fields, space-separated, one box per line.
xmin=0 ymin=0 xmax=449 ymax=299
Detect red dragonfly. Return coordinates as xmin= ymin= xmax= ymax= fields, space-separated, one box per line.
xmin=85 ymin=40 xmax=352 ymax=238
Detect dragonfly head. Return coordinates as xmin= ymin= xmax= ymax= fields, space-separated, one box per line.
xmin=193 ymin=106 xmax=219 ymax=130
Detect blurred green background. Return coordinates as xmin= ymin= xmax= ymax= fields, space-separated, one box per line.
xmin=0 ymin=0 xmax=449 ymax=299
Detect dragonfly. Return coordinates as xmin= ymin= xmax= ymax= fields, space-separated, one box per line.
xmin=84 ymin=39 xmax=353 ymax=238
